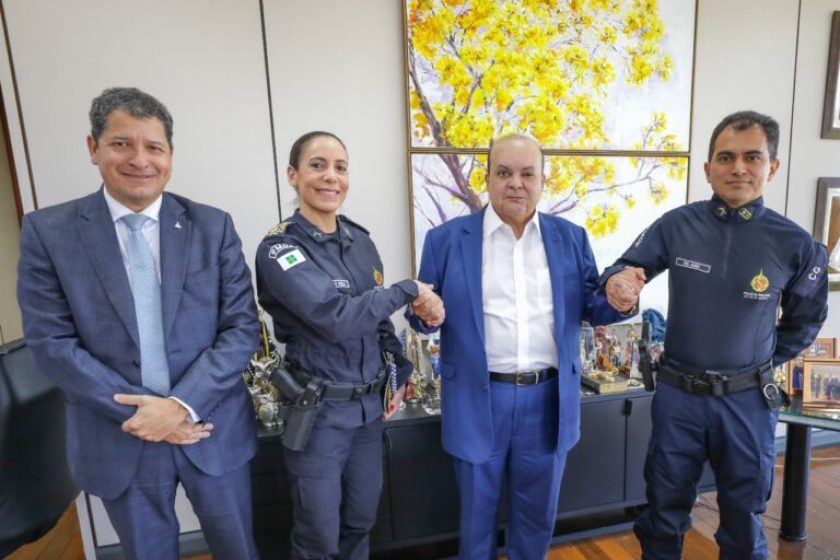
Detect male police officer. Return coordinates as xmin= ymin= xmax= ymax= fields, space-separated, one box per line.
xmin=604 ymin=111 xmax=828 ymax=559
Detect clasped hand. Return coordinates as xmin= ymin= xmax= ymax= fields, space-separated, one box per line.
xmin=605 ymin=266 xmax=646 ymax=312
xmin=411 ymin=281 xmax=445 ymax=327
xmin=114 ymin=394 xmax=213 ymax=445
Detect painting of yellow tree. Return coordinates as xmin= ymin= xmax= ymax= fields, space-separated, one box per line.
xmin=406 ymin=0 xmax=693 ymax=151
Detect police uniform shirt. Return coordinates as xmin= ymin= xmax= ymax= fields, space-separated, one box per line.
xmin=256 ymin=210 xmax=417 ymax=427
xmin=601 ymin=195 xmax=828 ymax=370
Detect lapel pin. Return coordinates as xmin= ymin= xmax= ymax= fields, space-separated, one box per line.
xmin=175 ymin=221 xmax=182 ymax=229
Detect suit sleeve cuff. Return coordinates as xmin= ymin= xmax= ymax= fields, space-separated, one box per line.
xmin=169 ymin=396 xmax=200 ymax=423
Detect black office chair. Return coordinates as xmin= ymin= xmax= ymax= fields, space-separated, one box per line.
xmin=0 ymin=339 xmax=78 ymax=558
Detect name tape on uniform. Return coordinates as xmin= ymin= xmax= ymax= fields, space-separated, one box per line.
xmin=278 ymin=249 xmax=306 ymax=271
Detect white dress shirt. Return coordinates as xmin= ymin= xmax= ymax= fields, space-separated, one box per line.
xmin=103 ymin=188 xmax=198 ymax=421
xmin=482 ymin=205 xmax=557 ymax=373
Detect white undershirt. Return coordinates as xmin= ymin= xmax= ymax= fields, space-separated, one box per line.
xmin=482 ymin=204 xmax=557 ymax=373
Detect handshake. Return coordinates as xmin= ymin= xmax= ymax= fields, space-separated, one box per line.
xmin=604 ymin=266 xmax=646 ymax=313
xmin=410 ymin=281 xmax=445 ymax=327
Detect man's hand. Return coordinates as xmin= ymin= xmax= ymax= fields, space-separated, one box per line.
xmin=114 ymin=394 xmax=189 ymax=442
xmin=382 ymin=384 xmax=406 ymax=421
xmin=164 ymin=421 xmax=214 ymax=445
xmin=605 ymin=266 xmax=646 ymax=312
xmin=411 ymin=281 xmax=445 ymax=327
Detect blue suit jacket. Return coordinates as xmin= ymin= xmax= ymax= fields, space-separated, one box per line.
xmin=17 ymin=189 xmax=259 ymax=499
xmin=410 ymin=209 xmax=627 ymax=463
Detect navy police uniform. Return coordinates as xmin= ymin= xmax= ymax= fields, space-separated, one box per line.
xmin=601 ymin=195 xmax=828 ymax=560
xmin=256 ymin=210 xmax=417 ymax=560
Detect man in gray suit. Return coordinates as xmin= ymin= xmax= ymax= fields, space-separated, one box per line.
xmin=17 ymin=88 xmax=260 ymax=559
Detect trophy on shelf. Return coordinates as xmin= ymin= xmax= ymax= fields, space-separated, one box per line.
xmin=242 ymin=309 xmax=284 ymax=430
xmin=580 ymin=325 xmax=595 ymax=374
xmin=402 ymin=329 xmax=424 ymax=405
xmin=422 ymin=336 xmax=442 ymax=416
xmin=623 ymin=324 xmax=641 ymax=379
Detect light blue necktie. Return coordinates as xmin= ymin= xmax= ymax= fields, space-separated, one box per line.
xmin=121 ymin=214 xmax=170 ymax=395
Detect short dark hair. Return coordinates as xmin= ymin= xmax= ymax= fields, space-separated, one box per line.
xmin=707 ymin=110 xmax=780 ymax=162
xmin=288 ymin=131 xmax=347 ymax=169
xmin=487 ymin=134 xmax=544 ymax=175
xmin=89 ymin=87 xmax=173 ymax=147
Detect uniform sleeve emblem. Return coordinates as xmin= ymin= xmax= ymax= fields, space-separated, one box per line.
xmin=373 ymin=267 xmax=384 ymax=286
xmin=278 ymin=249 xmax=306 ymax=271
xmin=268 ymin=243 xmax=296 ymax=259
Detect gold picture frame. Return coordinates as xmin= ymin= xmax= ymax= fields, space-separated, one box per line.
xmin=813 ymin=179 xmax=840 ymax=290
xmin=822 ymin=11 xmax=840 ymax=139
xmin=802 ymin=359 xmax=840 ymax=407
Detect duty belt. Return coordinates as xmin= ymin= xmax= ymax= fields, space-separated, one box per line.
xmin=657 ymin=362 xmax=773 ymax=396
xmin=289 ymin=364 xmax=385 ymax=401
xmin=489 ymin=367 xmax=558 ymax=385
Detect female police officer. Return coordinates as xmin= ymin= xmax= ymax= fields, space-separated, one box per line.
xmin=256 ymin=131 xmax=442 ymax=559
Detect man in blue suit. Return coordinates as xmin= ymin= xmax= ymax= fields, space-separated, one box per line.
xmin=17 ymin=88 xmax=260 ymax=559
xmin=409 ymin=134 xmax=640 ymax=559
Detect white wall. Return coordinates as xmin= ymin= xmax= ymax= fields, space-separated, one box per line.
xmin=789 ymin=0 xmax=840 ymax=336
xmin=264 ymin=0 xmax=413 ymax=288
xmin=688 ymin=0 xmax=799 ymax=210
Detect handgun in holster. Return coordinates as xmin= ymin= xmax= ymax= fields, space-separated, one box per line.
xmin=270 ymin=365 xmax=323 ymax=451
xmin=638 ymin=321 xmax=656 ymax=392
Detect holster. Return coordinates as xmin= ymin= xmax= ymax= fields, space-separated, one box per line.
xmin=280 ymin=380 xmax=323 ymax=452
xmin=270 ymin=364 xmax=323 ymax=451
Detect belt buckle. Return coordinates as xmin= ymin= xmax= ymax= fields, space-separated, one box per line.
xmin=704 ymin=371 xmax=726 ymax=396
xmin=516 ymin=371 xmax=538 ymax=385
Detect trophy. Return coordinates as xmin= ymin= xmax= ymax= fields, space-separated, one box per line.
xmin=242 ymin=309 xmax=284 ymax=430
xmin=422 ymin=336 xmax=442 ymax=415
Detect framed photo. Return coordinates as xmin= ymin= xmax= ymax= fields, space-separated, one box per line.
xmin=802 ymin=359 xmax=840 ymax=406
xmin=822 ymin=11 xmax=840 ymax=139
xmin=786 ymin=358 xmax=804 ymax=395
xmin=802 ymin=337 xmax=837 ymax=359
xmin=813 ymin=177 xmax=840 ymax=290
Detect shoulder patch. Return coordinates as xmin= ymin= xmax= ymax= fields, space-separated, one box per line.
xmin=267 ymin=221 xmax=290 ymax=235
xmin=268 ymin=243 xmax=297 ymax=259
xmin=277 ymin=248 xmax=306 ymax=271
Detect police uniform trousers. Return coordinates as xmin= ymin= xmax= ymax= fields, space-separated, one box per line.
xmin=101 ymin=441 xmax=258 ymax=560
xmin=284 ymin=418 xmax=384 ymax=560
xmin=634 ymin=381 xmax=778 ymax=560
xmin=452 ymin=376 xmax=566 ymax=560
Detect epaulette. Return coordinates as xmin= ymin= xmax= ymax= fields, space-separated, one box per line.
xmin=337 ymin=214 xmax=369 ymax=235
xmin=266 ymin=220 xmax=291 ymax=236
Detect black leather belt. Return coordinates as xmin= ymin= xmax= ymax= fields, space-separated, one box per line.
xmin=320 ymin=376 xmax=385 ymax=400
xmin=489 ymin=367 xmax=558 ymax=385
xmin=289 ymin=364 xmax=385 ymax=401
xmin=657 ymin=362 xmax=772 ymax=396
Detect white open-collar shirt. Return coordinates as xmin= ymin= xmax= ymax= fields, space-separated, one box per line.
xmin=482 ymin=204 xmax=557 ymax=373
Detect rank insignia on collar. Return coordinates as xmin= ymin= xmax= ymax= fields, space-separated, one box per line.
xmin=267 ymin=221 xmax=289 ymax=235
xmin=750 ymin=269 xmax=769 ymax=293
xmin=373 ymin=267 xmax=384 ymax=286
xmin=717 ymin=206 xmax=727 ymax=218
xmin=738 ymin=208 xmax=753 ymax=221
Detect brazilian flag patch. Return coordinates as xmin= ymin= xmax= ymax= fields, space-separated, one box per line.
xmin=278 ymin=249 xmax=306 ymax=271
